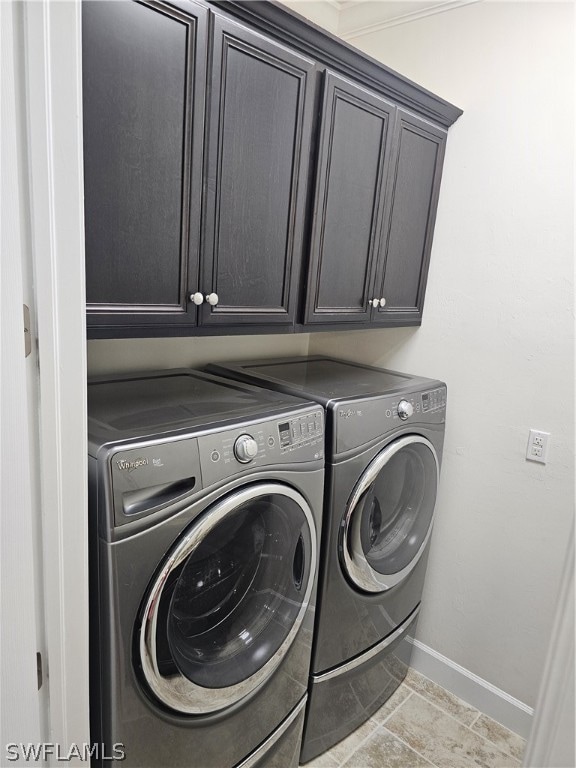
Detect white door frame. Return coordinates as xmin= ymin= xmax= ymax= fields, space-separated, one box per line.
xmin=21 ymin=0 xmax=90 ymax=761
xmin=523 ymin=524 xmax=575 ymax=768
xmin=1 ymin=1 xmax=43 ymax=760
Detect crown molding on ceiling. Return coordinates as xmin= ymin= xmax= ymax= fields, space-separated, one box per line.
xmin=338 ymin=0 xmax=367 ymax=8
xmin=339 ymin=0 xmax=483 ymax=40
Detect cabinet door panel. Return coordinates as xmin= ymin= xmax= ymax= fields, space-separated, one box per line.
xmin=83 ymin=0 xmax=205 ymax=332
xmin=304 ymin=73 xmax=395 ymax=324
xmin=374 ymin=110 xmax=447 ymax=323
xmin=201 ymin=14 xmax=316 ymax=326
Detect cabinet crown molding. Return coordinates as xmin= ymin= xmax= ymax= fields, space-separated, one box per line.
xmin=207 ymin=0 xmax=462 ymax=128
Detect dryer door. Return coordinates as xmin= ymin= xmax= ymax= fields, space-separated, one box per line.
xmin=137 ymin=483 xmax=316 ymax=714
xmin=341 ymin=435 xmax=439 ymax=593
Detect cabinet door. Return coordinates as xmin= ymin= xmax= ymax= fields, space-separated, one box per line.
xmin=304 ymin=72 xmax=395 ymax=324
xmin=200 ymin=13 xmax=316 ymax=327
xmin=83 ymin=0 xmax=206 ymax=335
xmin=372 ymin=110 xmax=447 ymax=324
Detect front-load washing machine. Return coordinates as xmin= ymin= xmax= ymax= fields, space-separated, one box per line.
xmin=87 ymin=369 xmax=325 ymax=767
xmin=207 ymin=357 xmax=446 ymax=762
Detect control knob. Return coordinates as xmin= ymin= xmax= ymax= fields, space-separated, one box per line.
xmin=234 ymin=434 xmax=259 ymax=463
xmin=397 ymin=400 xmax=414 ymax=420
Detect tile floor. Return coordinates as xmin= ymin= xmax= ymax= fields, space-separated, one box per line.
xmin=304 ymin=669 xmax=526 ymax=768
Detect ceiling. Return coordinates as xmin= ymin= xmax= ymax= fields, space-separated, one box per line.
xmin=329 ymin=0 xmax=483 ymax=39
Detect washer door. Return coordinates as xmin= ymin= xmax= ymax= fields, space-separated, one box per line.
xmin=341 ymin=435 xmax=439 ymax=593
xmin=137 ymin=483 xmax=316 ymax=715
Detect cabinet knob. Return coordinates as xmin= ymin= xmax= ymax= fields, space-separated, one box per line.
xmin=370 ymin=298 xmax=379 ymax=308
xmin=206 ymin=292 xmax=219 ymax=306
xmin=190 ymin=292 xmax=204 ymax=306
xmin=379 ymin=298 xmax=386 ymax=307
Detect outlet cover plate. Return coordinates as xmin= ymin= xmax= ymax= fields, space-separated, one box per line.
xmin=526 ymin=429 xmax=551 ymax=464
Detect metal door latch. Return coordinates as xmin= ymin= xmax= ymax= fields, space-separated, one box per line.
xmin=37 ymin=651 xmax=43 ymax=690
xmin=24 ymin=304 xmax=31 ymax=357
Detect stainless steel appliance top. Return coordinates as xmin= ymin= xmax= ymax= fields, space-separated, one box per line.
xmin=207 ymin=357 xmax=443 ymax=407
xmin=87 ymin=368 xmax=317 ymax=455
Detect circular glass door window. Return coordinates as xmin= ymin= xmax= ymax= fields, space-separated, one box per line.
xmin=137 ymin=483 xmax=316 ymax=715
xmin=341 ymin=436 xmax=439 ymax=593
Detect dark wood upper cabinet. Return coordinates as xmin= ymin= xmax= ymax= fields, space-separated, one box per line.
xmin=304 ymin=84 xmax=448 ymax=329
xmin=82 ymin=0 xmax=461 ymax=338
xmin=371 ymin=110 xmax=447 ymax=325
xmin=82 ymin=0 xmax=206 ymax=334
xmin=304 ymin=73 xmax=395 ymax=324
xmin=200 ymin=12 xmax=317 ymax=327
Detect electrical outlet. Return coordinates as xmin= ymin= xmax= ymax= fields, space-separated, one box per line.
xmin=526 ymin=429 xmax=551 ymax=464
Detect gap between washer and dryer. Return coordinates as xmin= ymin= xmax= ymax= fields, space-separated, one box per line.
xmin=303 ymin=668 xmax=526 ymax=768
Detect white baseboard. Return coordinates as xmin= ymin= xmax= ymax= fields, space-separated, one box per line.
xmin=408 ymin=638 xmax=534 ymax=739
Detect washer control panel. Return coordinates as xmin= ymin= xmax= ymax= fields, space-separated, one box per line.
xmin=198 ymin=408 xmax=324 ymax=486
xmin=278 ymin=411 xmax=323 ymax=452
xmin=421 ymin=387 xmax=447 ymax=413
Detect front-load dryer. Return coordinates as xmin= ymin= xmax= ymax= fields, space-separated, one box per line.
xmin=87 ymin=369 xmax=325 ymax=767
xmin=207 ymin=357 xmax=446 ymax=762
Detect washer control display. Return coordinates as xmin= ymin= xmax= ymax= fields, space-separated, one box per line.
xmin=278 ymin=412 xmax=323 ymax=453
xmin=422 ymin=387 xmax=446 ymax=412
xmin=278 ymin=422 xmax=292 ymax=449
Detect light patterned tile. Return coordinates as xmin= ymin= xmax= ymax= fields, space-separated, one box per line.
xmin=322 ymin=716 xmax=378 ymax=765
xmin=341 ymin=725 xmax=434 ymax=768
xmin=371 ymin=684 xmax=412 ymax=724
xmin=405 ymin=668 xmax=480 ymax=726
xmin=385 ymin=693 xmax=520 ymax=768
xmin=302 ymin=751 xmax=339 ymax=768
xmin=472 ymin=714 xmax=526 ymax=762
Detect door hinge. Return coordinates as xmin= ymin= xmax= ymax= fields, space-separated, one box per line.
xmin=24 ymin=304 xmax=32 ymax=357
xmin=37 ymin=651 xmax=43 ymax=690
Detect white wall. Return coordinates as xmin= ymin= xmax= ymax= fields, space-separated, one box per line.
xmin=308 ymin=1 xmax=574 ymax=709
xmin=87 ymin=334 xmax=311 ymax=375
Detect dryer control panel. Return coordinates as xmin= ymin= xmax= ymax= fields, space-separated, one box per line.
xmin=334 ymin=385 xmax=446 ymax=457
xmin=382 ymin=386 xmax=447 ymax=422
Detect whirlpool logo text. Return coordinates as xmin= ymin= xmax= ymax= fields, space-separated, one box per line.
xmin=339 ymin=409 xmax=363 ymax=419
xmin=116 ymin=456 xmax=149 ymax=472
